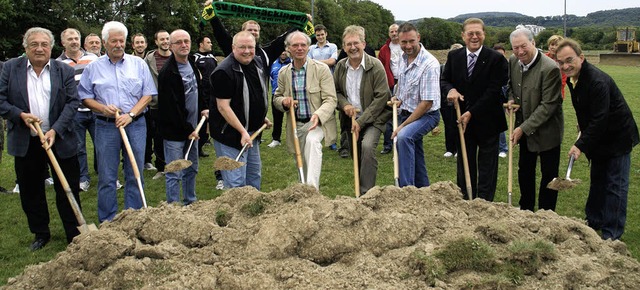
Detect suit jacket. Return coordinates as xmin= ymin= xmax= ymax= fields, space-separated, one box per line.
xmin=508 ymin=53 xmax=564 ymax=152
xmin=568 ymin=60 xmax=639 ymax=159
xmin=0 ymin=57 xmax=79 ymax=158
xmin=334 ymin=54 xmax=391 ymax=132
xmin=440 ymin=46 xmax=508 ymax=140
xmin=273 ymin=59 xmax=337 ymax=152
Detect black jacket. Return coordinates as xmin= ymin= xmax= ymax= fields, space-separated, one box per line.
xmin=568 ymin=60 xmax=639 ymax=159
xmin=157 ymin=54 xmax=204 ymax=141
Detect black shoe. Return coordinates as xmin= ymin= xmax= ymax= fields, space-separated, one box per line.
xmin=30 ymin=238 xmax=49 ymax=251
xmin=199 ymin=151 xmax=210 ymax=157
xmin=380 ymin=148 xmax=392 ymax=154
xmin=339 ymin=149 xmax=350 ymax=158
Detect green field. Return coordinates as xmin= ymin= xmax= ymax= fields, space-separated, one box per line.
xmin=0 ymin=64 xmax=638 ymax=285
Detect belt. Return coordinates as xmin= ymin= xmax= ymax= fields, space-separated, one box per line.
xmin=400 ymin=109 xmax=412 ymax=117
xmin=96 ymin=114 xmax=142 ymax=123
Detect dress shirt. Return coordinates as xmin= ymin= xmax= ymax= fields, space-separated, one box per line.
xmin=346 ymin=56 xmax=365 ymax=114
xmin=397 ymin=44 xmax=441 ymax=113
xmin=292 ymin=61 xmax=311 ymax=120
xmin=27 ymin=60 xmax=51 ymax=133
xmin=389 ymin=42 xmax=402 ymax=78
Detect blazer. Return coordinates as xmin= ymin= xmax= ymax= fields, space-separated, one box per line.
xmin=273 ymin=59 xmax=338 ymax=152
xmin=568 ymin=60 xmax=639 ymax=159
xmin=440 ymin=46 xmax=509 ymax=140
xmin=0 ymin=57 xmax=79 ymax=158
xmin=508 ymin=53 xmax=564 ymax=152
xmin=334 ymin=54 xmax=391 ymax=132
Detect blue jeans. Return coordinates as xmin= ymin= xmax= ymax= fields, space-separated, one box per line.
xmin=95 ymin=117 xmax=146 ymax=222
xmin=213 ymin=138 xmax=261 ymax=190
xmin=499 ymin=131 xmax=508 ymax=153
xmin=74 ymin=111 xmax=96 ymax=183
xmin=586 ymin=153 xmax=630 ymax=240
xmin=397 ymin=110 xmax=440 ymax=187
xmin=164 ymin=139 xmax=198 ymax=205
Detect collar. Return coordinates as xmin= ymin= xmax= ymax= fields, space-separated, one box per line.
xmin=292 ymin=58 xmax=309 ymax=71
xmin=466 ymin=46 xmax=483 ymax=57
xmin=347 ymin=54 xmax=366 ymax=70
xmin=519 ymin=49 xmax=540 ymax=72
xmin=27 ymin=59 xmax=51 ymax=71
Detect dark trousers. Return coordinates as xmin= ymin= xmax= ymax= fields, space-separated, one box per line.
xmin=456 ymin=133 xmax=499 ymax=201
xmin=149 ymin=109 xmax=165 ymax=171
xmin=586 ymin=153 xmax=630 ymax=240
xmin=517 ymin=137 xmax=560 ymax=211
xmin=271 ymin=95 xmax=284 ymax=141
xmin=338 ymin=110 xmax=349 ymax=150
xmin=144 ymin=110 xmax=154 ymax=164
xmin=440 ymin=103 xmax=458 ymax=154
xmin=16 ymin=137 xmax=81 ymax=243
xmin=382 ymin=120 xmax=393 ymax=151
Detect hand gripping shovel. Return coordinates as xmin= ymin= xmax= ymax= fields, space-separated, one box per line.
xmin=165 ymin=115 xmax=207 ymax=172
xmin=33 ymin=122 xmax=97 ymax=233
xmin=503 ymin=103 xmax=520 ymax=206
xmin=351 ymin=111 xmax=361 ymax=197
xmin=387 ymin=100 xmax=400 ymax=187
xmin=547 ymin=154 xmax=581 ymax=191
xmin=115 ymin=111 xmax=147 ymax=208
xmin=454 ymin=99 xmax=473 ymax=200
xmin=214 ymin=123 xmax=268 ymax=171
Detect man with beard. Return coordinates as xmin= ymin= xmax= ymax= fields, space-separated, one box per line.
xmin=131 ymin=33 xmax=148 ymax=58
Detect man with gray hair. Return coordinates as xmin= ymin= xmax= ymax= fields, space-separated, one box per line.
xmin=79 ymin=21 xmax=157 ymax=222
xmin=0 ymin=27 xmax=80 ymax=250
xmin=274 ymin=31 xmax=337 ymax=189
xmin=84 ymin=33 xmax=102 ymax=56
xmin=507 ymin=28 xmax=563 ymax=212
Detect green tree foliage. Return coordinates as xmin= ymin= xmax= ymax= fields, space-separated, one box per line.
xmin=417 ymin=18 xmax=461 ymax=50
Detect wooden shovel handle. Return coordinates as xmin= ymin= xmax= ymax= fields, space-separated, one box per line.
xmin=288 ymin=100 xmax=304 ymax=170
xmin=351 ymin=112 xmax=360 ymax=197
xmin=454 ymin=99 xmax=473 ymax=200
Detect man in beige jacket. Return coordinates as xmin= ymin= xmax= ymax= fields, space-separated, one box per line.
xmin=274 ymin=31 xmax=337 ymax=189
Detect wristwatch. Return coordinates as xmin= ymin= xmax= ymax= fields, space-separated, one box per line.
xmin=128 ymin=112 xmax=136 ymax=119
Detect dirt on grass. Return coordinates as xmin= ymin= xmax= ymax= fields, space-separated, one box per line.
xmin=3 ymin=181 xmax=640 ymax=289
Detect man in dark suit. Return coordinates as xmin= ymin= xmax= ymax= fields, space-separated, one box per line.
xmin=440 ymin=18 xmax=508 ymax=201
xmin=0 ymin=27 xmax=81 ymax=250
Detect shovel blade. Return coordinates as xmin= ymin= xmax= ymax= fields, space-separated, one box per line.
xmin=547 ymin=178 xmax=580 ymax=191
xmin=77 ymin=223 xmax=98 ymax=234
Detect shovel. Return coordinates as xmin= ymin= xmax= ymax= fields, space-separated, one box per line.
xmin=32 ymin=122 xmax=98 ymax=234
xmin=115 ymin=111 xmax=147 ymax=208
xmin=165 ymin=115 xmax=207 ymax=172
xmin=454 ymin=98 xmax=473 ymax=200
xmin=547 ymin=154 xmax=581 ymax=191
xmin=351 ymin=110 xmax=361 ymax=197
xmin=387 ymin=100 xmax=400 ymax=187
xmin=503 ymin=103 xmax=520 ymax=206
xmin=214 ymin=123 xmax=268 ymax=171
xmin=288 ymin=100 xmax=306 ymax=184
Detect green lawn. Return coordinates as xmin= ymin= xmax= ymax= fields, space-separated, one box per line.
xmin=0 ymin=64 xmax=638 ymax=285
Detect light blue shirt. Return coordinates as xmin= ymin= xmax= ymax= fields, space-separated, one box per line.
xmin=397 ymin=43 xmax=441 ymax=113
xmin=78 ymin=54 xmax=157 ymax=116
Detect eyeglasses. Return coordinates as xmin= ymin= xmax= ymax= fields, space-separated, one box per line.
xmin=28 ymin=42 xmax=51 ymax=49
xmin=557 ymin=56 xmax=576 ymax=66
xmin=171 ymin=39 xmax=191 ymax=45
xmin=465 ymin=31 xmax=484 ymax=37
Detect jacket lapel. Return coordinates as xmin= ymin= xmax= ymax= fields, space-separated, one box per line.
xmin=49 ymin=60 xmax=60 ymax=113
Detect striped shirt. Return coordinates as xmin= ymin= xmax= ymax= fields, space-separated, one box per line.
xmin=292 ymin=61 xmax=311 ymax=120
xmin=57 ymin=50 xmax=98 ymax=111
xmin=397 ymin=43 xmax=441 ymax=113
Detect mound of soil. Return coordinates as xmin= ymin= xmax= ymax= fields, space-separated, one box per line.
xmin=4 ymin=182 xmax=640 ymax=289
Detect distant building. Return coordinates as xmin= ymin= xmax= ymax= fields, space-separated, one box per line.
xmin=516 ymin=24 xmax=546 ymax=36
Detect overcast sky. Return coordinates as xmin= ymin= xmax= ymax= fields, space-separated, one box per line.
xmin=368 ymin=0 xmax=638 ymax=21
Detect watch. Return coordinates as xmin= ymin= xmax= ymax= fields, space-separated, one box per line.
xmin=128 ymin=112 xmax=136 ymax=119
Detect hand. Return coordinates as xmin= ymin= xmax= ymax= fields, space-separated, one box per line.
xmin=241 ymin=131 xmax=252 ymax=148
xmin=115 ymin=111 xmax=133 ymax=128
xmin=189 ymin=131 xmax=200 ymax=140
xmin=569 ymin=145 xmax=581 ymax=161
xmin=447 ymin=88 xmax=464 ymax=102
xmin=351 ymin=120 xmax=361 ymax=140
xmin=389 ymin=97 xmax=401 ymax=107
xmin=20 ymin=112 xmax=41 ymax=134
xmin=458 ymin=111 xmax=471 ymax=131
xmin=202 ymin=0 xmax=215 ymax=20
xmin=391 ymin=123 xmax=404 ymax=139
xmin=309 ymin=114 xmax=320 ymax=131
xmin=343 ymin=104 xmax=357 ymax=118
xmin=511 ymin=127 xmax=523 ymax=145
xmin=282 ymin=97 xmax=296 ymax=110
xmin=264 ymin=118 xmax=273 ymax=129
xmin=102 ymin=104 xmax=119 ymax=117
xmin=201 ymin=109 xmax=210 ymax=119
xmin=506 ymin=100 xmax=519 ymax=113
xmin=41 ymin=129 xmax=57 ymax=150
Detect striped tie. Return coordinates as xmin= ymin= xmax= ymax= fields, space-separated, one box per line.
xmin=467 ymin=52 xmax=476 ymax=77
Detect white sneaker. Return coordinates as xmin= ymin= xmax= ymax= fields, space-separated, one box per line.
xmin=144 ymin=162 xmax=157 ymax=171
xmin=116 ymin=180 xmax=123 ymax=190
xmin=12 ymin=184 xmax=20 ymax=194
xmin=454 ymin=153 xmax=458 ymax=158
xmin=499 ymin=152 xmax=507 ymax=158
xmin=152 ymin=172 xmax=165 ymax=180
xmin=443 ymin=152 xmax=454 ymax=158
xmin=44 ymin=177 xmax=54 ymax=186
xmin=216 ymin=180 xmax=224 ymax=190
xmin=267 ymin=140 xmax=281 ymax=148
xmin=79 ymin=181 xmax=90 ymax=192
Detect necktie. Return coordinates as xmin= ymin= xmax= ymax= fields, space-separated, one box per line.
xmin=467 ymin=53 xmax=476 ymax=77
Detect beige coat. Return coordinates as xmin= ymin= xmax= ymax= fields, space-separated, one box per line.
xmin=274 ymin=58 xmax=337 ymax=152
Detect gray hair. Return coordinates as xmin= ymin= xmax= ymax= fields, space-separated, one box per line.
xmin=22 ymin=27 xmax=55 ymax=49
xmin=510 ymin=28 xmax=534 ymax=43
xmin=60 ymin=28 xmax=81 ymax=42
xmin=343 ymin=25 xmax=366 ymax=43
xmin=284 ymin=31 xmax=311 ymax=47
xmin=101 ymin=21 xmax=128 ymax=42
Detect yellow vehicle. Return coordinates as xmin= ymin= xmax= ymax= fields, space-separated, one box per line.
xmin=614 ymin=27 xmax=639 ymax=53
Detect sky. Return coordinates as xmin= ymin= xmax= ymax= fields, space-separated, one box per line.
xmin=369 ymin=0 xmax=638 ymax=21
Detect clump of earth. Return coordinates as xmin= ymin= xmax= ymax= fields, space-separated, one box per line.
xmin=4 ymin=182 xmax=640 ymax=289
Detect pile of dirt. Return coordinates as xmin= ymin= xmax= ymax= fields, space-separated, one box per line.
xmin=4 ymin=182 xmax=640 ymax=289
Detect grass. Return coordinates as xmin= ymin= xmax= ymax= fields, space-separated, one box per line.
xmin=0 ymin=64 xmax=639 ymax=285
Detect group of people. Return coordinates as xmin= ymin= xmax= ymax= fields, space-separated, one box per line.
xmin=0 ymin=10 xmax=637 ymax=252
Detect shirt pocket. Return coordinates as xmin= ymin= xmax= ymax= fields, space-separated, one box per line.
xmin=122 ymin=76 xmax=143 ymax=99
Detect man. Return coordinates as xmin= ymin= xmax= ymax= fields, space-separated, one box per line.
xmin=308 ymin=24 xmax=338 ymax=70
xmin=390 ymin=23 xmax=440 ymax=188
xmin=440 ymin=18 xmax=508 ymax=200
xmin=131 ymin=33 xmax=148 ymax=58
xmin=267 ymin=51 xmax=291 ymax=149
xmin=492 ymin=43 xmax=509 ymax=158
xmin=0 ymin=27 xmax=80 ymax=249
xmin=274 ymin=31 xmax=337 ymax=190
xmin=193 ymin=36 xmax=217 ymax=157
xmin=556 ymin=38 xmax=639 ymax=240
xmin=57 ymin=28 xmax=99 ymax=192
xmin=84 ymin=33 xmax=102 ymax=56
xmin=210 ymin=31 xmax=270 ymax=189
xmin=0 ymin=60 xmax=7 ymax=194
xmin=378 ymin=23 xmax=402 ymax=155
xmin=507 ymin=28 xmax=564 ymax=212
xmin=158 ymin=30 xmax=203 ymax=205
xmin=144 ymin=30 xmax=171 ymax=178
xmin=334 ymin=25 xmax=391 ymax=195
xmin=78 ymin=21 xmax=156 ymax=222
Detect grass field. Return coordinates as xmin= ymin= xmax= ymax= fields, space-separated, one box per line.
xmin=0 ymin=64 xmax=638 ymax=285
